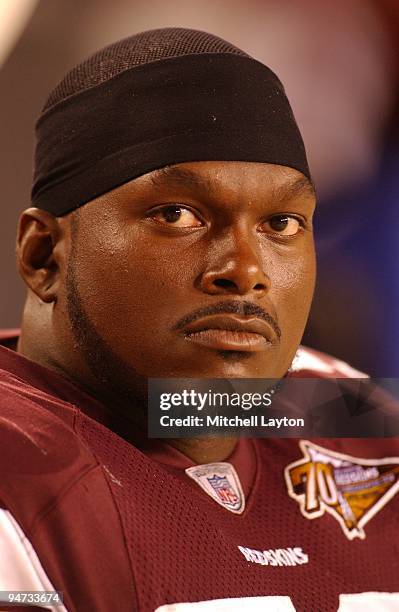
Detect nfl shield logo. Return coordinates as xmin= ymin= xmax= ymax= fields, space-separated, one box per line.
xmin=185 ymin=463 xmax=245 ymax=514
xmin=207 ymin=474 xmax=239 ymax=508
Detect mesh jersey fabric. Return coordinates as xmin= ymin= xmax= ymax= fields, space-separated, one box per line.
xmin=77 ymin=421 xmax=399 ymax=612
xmin=0 ymin=335 xmax=399 ymax=611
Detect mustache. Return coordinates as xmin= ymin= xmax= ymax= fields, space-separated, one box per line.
xmin=172 ymin=300 xmax=281 ymax=340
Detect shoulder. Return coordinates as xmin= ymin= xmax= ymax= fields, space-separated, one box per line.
xmin=0 ymin=368 xmax=99 ymax=526
xmin=286 ymin=346 xmax=399 ymax=438
xmin=289 ymin=345 xmax=369 ymax=378
xmin=0 ymin=370 xmax=78 ymax=463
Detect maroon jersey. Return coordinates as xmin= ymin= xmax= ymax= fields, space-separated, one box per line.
xmin=0 ymin=331 xmax=398 ymax=612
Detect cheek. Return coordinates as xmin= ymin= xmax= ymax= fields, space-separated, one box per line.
xmin=70 ymin=228 xmax=196 ymax=334
xmin=268 ymin=246 xmax=316 ymax=330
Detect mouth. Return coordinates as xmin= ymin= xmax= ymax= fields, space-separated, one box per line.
xmin=180 ymin=314 xmax=275 ymax=352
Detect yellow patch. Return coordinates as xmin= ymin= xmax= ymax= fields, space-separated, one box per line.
xmin=285 ymin=441 xmax=399 ymax=540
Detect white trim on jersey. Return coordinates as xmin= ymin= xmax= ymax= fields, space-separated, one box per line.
xmin=156 ymin=593 xmax=399 ymax=611
xmin=0 ymin=509 xmax=68 ymax=611
xmin=339 ymin=592 xmax=399 ymax=611
xmin=292 ymin=346 xmax=369 ymax=378
xmin=156 ymin=597 xmax=296 ymax=611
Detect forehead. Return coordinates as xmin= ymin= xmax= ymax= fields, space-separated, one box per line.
xmin=139 ymin=161 xmax=315 ymax=200
xmin=74 ymin=161 xmax=316 ymax=223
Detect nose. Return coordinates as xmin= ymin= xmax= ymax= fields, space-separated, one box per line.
xmin=196 ymin=230 xmax=270 ymax=298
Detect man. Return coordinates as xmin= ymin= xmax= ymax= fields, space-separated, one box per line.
xmin=0 ymin=28 xmax=398 ymax=612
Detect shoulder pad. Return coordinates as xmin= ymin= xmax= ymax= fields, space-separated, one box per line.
xmin=289 ymin=346 xmax=369 ymax=378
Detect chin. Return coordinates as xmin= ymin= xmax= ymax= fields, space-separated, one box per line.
xmin=166 ymin=349 xmax=285 ymax=379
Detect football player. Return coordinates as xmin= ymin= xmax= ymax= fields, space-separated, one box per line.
xmin=0 ymin=28 xmax=398 ymax=612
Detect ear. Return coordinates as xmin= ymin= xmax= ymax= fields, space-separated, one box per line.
xmin=16 ymin=208 xmax=63 ymax=303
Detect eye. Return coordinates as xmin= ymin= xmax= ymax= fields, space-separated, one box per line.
xmin=147 ymin=205 xmax=204 ymax=228
xmin=260 ymin=214 xmax=303 ymax=237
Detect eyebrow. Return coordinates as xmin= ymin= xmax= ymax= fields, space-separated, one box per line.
xmin=148 ymin=165 xmax=316 ymax=200
xmin=272 ymin=175 xmax=316 ymax=201
xmin=148 ymin=166 xmax=214 ymax=193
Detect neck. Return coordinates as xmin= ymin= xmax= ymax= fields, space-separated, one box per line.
xmin=17 ymin=302 xmax=238 ymax=464
xmin=18 ymin=326 xmax=237 ymax=464
xmin=169 ymin=436 xmax=237 ymax=463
